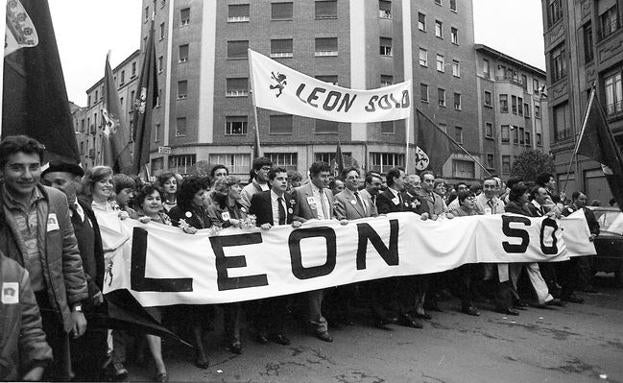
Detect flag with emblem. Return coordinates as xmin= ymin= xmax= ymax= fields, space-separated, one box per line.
xmin=333 ymin=140 xmax=345 ymax=177
xmin=102 ymin=52 xmax=132 ymax=173
xmin=575 ymin=87 xmax=623 ymax=212
xmin=131 ymin=22 xmax=158 ymax=175
xmin=2 ymin=0 xmax=79 ymax=163
xmin=415 ymin=109 xmax=454 ymax=174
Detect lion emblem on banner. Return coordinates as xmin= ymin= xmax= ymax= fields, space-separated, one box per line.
xmin=415 ymin=146 xmax=430 ymax=171
xmin=270 ymin=72 xmax=287 ymax=98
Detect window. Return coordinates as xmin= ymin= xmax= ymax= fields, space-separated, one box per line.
xmin=454 ymin=93 xmax=462 ymax=110
xmin=315 ymin=119 xmax=338 ymax=134
xmin=270 ymin=114 xmax=293 ymax=134
xmin=120 ymin=71 xmax=125 ymax=85
xmin=156 ymin=89 xmax=161 ymax=108
xmin=225 ymin=116 xmax=248 ymax=135
xmin=501 ymin=125 xmax=510 ymax=143
xmin=315 ymin=152 xmax=352 ymax=164
xmin=484 ymin=91 xmax=492 ymax=107
xmin=316 ymin=75 xmax=338 ymax=85
xmin=209 ymin=154 xmax=251 ymax=174
xmin=380 ymin=75 xmax=393 ymax=87
xmin=435 ymin=20 xmax=443 ymax=38
xmin=454 ymin=126 xmax=463 ymax=143
xmin=485 ymin=122 xmax=493 ymax=137
xmin=179 ymin=44 xmax=189 ymax=62
xmin=452 ymin=59 xmax=460 ymax=77
xmin=438 ymin=88 xmax=446 ymax=107
xmin=154 ymin=123 xmax=160 ymax=142
xmin=583 ymin=23 xmax=594 ymax=62
xmin=175 ymin=117 xmax=187 ymax=136
xmin=547 ymin=0 xmax=562 ymax=26
xmin=518 ymin=97 xmax=524 ymax=116
xmin=418 ymin=12 xmax=426 ymax=31
xmin=420 ymin=83 xmax=429 ymax=102
xmin=537 ymin=133 xmax=542 ymax=146
xmin=271 ymin=39 xmax=293 ymax=58
xmin=554 ymin=102 xmax=571 ymax=141
xmin=379 ymin=0 xmax=392 ymax=18
xmin=419 ymin=48 xmax=428 ymax=66
xmin=177 ymin=80 xmax=188 ymax=99
xmin=158 ymin=56 xmax=164 ymax=73
xmin=226 ymin=78 xmax=249 ymax=97
xmin=535 ymin=104 xmax=541 ymax=118
xmin=502 ymin=155 xmax=511 ymax=174
xmin=483 ymin=59 xmax=490 ymax=77
xmin=487 ymin=154 xmax=494 ymax=168
xmin=315 ymin=0 xmax=337 ymax=19
xmin=550 ymin=44 xmax=567 ymax=82
xmin=600 ymin=5 xmax=619 ymax=39
xmin=271 ymin=2 xmax=293 ymax=20
xmin=453 ymin=160 xmax=474 ymax=178
xmin=180 ymin=8 xmax=190 ymax=26
xmin=605 ymin=72 xmax=623 ymax=115
xmin=450 ymin=27 xmax=458 ymax=44
xmin=381 ymin=121 xmax=394 ymax=134
xmin=145 ymin=6 xmax=150 ymax=22
xmin=315 ymin=37 xmax=338 ymax=56
xmin=131 ymin=62 xmax=137 ymax=77
xmin=380 ymin=37 xmax=392 ymax=56
xmin=519 ymin=127 xmax=525 ymax=144
xmin=227 ymin=40 xmax=248 ymax=59
xmin=87 ymin=95 xmax=91 ymax=108
xmin=370 ymin=152 xmax=405 ymax=173
xmin=159 ymin=22 xmax=165 ymax=40
xmin=434 ymin=0 xmax=442 ymax=5
xmin=228 ymin=4 xmax=250 ymax=22
xmin=513 ymin=126 xmax=519 ymax=144
xmin=450 ymin=0 xmax=457 ymax=12
xmin=525 ymin=131 xmax=531 ymax=146
xmin=533 ymin=79 xmax=539 ymax=92
xmin=499 ymin=94 xmax=508 ymax=113
xmin=511 ymin=95 xmax=517 ymax=114
xmin=169 ymin=154 xmax=196 ymax=175
xmin=436 ymin=54 xmax=444 ymax=72
xmin=265 ymin=153 xmax=298 ymax=171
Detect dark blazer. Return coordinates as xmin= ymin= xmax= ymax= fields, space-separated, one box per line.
xmin=505 ymin=201 xmax=533 ymax=217
xmin=168 ymin=205 xmax=212 ymax=229
xmin=77 ymin=196 xmax=105 ymax=299
xmin=249 ymin=190 xmax=295 ymax=226
xmin=376 ymin=188 xmax=412 ymax=214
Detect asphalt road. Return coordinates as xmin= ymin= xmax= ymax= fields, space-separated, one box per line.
xmin=125 ymin=275 xmax=623 ymax=383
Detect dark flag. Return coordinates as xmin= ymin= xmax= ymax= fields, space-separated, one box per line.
xmin=575 ymin=88 xmax=623 ymax=211
xmin=131 ymin=22 xmax=158 ymax=175
xmin=102 ymin=53 xmax=132 ymax=173
xmin=334 ymin=140 xmax=344 ymax=177
xmin=253 ymin=124 xmax=263 ymax=159
xmin=415 ymin=109 xmax=454 ymax=174
xmin=2 ymin=0 xmax=79 ymax=163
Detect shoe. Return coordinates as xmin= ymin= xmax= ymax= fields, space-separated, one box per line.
xmin=384 ymin=315 xmax=399 ymax=324
xmin=461 ymin=306 xmax=480 ymax=316
xmin=413 ymin=311 xmax=432 ymax=320
xmin=497 ymin=308 xmax=519 ymax=316
xmin=255 ymin=333 xmax=269 ymax=344
xmin=373 ymin=320 xmax=393 ymax=331
xmin=399 ymin=314 xmax=423 ymax=329
xmin=546 ymin=298 xmax=565 ymax=307
xmin=562 ymin=294 xmax=584 ymax=304
xmin=227 ymin=340 xmax=242 ymax=355
xmin=314 ymin=330 xmax=333 ymax=342
xmin=269 ymin=334 xmax=291 ymax=345
xmin=111 ymin=362 xmax=128 ymax=380
xmin=194 ymin=356 xmax=209 ymax=369
xmin=153 ymin=372 xmax=168 ymax=382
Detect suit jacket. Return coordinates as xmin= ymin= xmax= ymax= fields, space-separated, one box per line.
xmin=376 ymin=188 xmax=412 ymax=214
xmin=293 ymin=183 xmax=334 ymax=220
xmin=76 ymin=197 xmax=105 ymax=300
xmin=358 ymin=189 xmax=379 ymax=217
xmin=505 ymin=201 xmax=533 ymax=217
xmin=249 ymin=190 xmax=295 ymax=226
xmin=334 ymin=188 xmax=372 ymax=220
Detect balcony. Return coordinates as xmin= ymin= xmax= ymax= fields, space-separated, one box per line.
xmin=495 ymin=74 xmax=527 ymax=89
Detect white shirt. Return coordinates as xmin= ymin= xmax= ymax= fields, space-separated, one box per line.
xmin=310 ymin=182 xmax=331 ymax=219
xmin=270 ymin=190 xmax=288 ymax=226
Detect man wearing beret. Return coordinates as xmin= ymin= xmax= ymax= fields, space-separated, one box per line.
xmin=42 ymin=160 xmax=108 ymax=381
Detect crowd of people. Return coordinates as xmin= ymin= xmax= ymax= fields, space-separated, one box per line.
xmin=0 ymin=135 xmax=603 ymax=382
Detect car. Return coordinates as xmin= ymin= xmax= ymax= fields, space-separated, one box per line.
xmin=587 ymin=206 xmax=623 ymax=285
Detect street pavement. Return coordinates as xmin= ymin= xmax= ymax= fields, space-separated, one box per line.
xmin=126 ymin=276 xmax=623 ymax=383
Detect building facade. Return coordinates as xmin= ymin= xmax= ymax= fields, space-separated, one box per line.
xmin=139 ymin=0 xmax=481 ymax=182
xmin=542 ymin=0 xmax=623 ymax=203
xmin=474 ymin=44 xmax=550 ymax=178
xmin=80 ymin=50 xmax=141 ymax=169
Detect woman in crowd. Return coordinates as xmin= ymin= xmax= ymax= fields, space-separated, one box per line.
xmin=167 ymin=176 xmax=213 ymax=368
xmin=155 ymin=172 xmax=179 ymax=213
xmin=208 ymin=176 xmax=247 ymax=355
xmin=433 ymin=179 xmax=449 ymax=204
xmin=131 ymin=185 xmax=172 ymax=382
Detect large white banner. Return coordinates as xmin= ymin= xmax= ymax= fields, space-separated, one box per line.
xmin=103 ymin=211 xmax=595 ymax=307
xmin=248 ymin=49 xmax=412 ymax=123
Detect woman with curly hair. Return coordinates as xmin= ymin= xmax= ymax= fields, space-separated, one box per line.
xmin=155 ymin=172 xmax=178 ymax=213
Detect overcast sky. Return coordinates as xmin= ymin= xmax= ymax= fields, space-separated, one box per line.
xmin=49 ymin=0 xmax=546 ymax=106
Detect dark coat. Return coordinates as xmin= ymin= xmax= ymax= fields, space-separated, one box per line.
xmin=505 ymin=200 xmax=534 ymax=217
xmin=168 ymin=204 xmax=212 ymax=229
xmin=375 ymin=189 xmax=412 ymax=214
xmin=76 ymin=196 xmax=105 ymax=300
xmin=249 ymin=190 xmax=295 ymax=226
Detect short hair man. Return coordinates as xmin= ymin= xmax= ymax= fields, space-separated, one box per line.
xmin=240 ymin=157 xmax=272 ymax=209
xmin=0 ymin=136 xmax=88 ymax=380
xmin=359 ymin=172 xmax=382 ymax=216
xmin=419 ymin=171 xmax=448 ymax=217
xmin=210 ymin=164 xmax=229 ymax=181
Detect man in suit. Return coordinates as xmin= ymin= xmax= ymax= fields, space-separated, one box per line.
xmin=240 ymin=157 xmax=272 ymax=209
xmin=358 ymin=172 xmax=382 ymax=217
xmin=249 ymin=167 xmax=301 ymax=346
xmin=41 ymin=161 xmax=108 ymax=381
xmin=293 ymin=161 xmax=336 ymax=342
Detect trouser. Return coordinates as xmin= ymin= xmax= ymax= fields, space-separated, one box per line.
xmin=397 ymin=275 xmax=427 ymax=315
xmin=307 ymin=289 xmax=328 ymax=333
xmin=364 ymin=278 xmax=391 ymax=321
xmin=223 ymin=303 xmax=242 ymax=342
xmin=576 ymin=256 xmax=593 ymax=289
xmin=454 ymin=264 xmax=476 ymax=309
xmin=325 ymin=283 xmax=357 ymax=324
xmin=35 ymin=290 xmax=72 ymax=382
xmin=525 ymin=263 xmax=553 ymax=304
xmin=252 ymin=296 xmax=289 ymax=335
xmin=556 ymin=258 xmax=579 ymax=298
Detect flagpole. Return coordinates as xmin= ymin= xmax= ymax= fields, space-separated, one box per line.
xmin=418 ymin=108 xmax=492 ymax=177
xmin=405 ymin=119 xmax=410 ymax=173
xmin=563 ymin=85 xmax=596 ymax=193
xmin=0 ymin=0 xmax=7 ymax=137
xmin=248 ymin=49 xmax=262 ymax=157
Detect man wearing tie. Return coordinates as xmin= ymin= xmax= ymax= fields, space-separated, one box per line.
xmin=358 ymin=172 xmax=382 ymax=217
xmin=248 ymin=167 xmax=301 ymax=346
xmin=293 ymin=162 xmax=336 ymax=342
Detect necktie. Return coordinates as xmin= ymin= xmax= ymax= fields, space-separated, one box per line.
xmin=70 ymin=202 xmax=82 ymax=222
xmin=487 ymin=199 xmax=495 ymax=214
xmin=318 ymin=189 xmax=329 ymax=219
xmin=354 ymin=191 xmax=366 ymax=215
xmin=277 ymin=197 xmax=286 ymax=225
